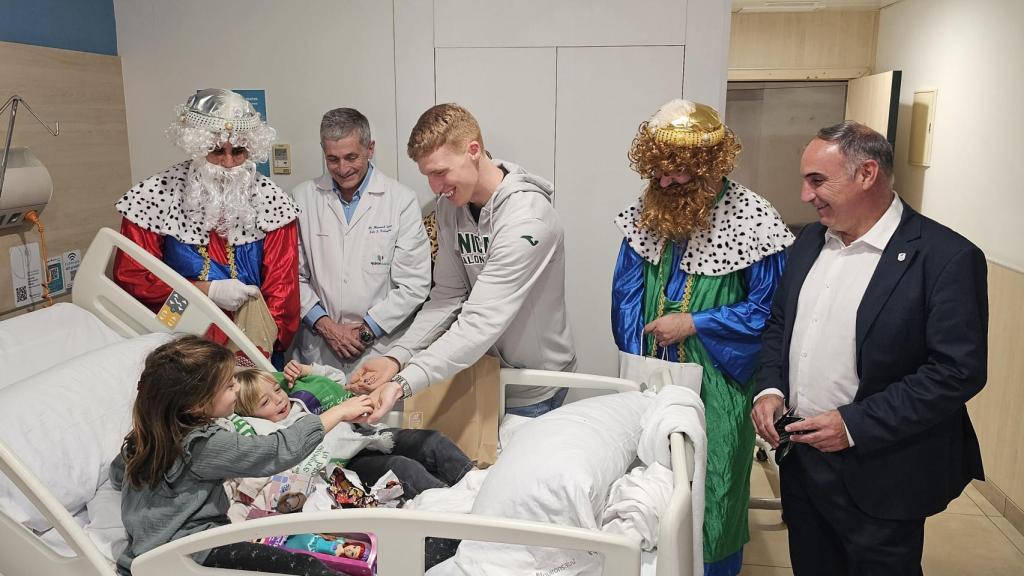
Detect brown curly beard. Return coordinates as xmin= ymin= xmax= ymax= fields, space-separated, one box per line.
xmin=628 ymin=123 xmax=742 ymax=240
xmin=638 ymin=176 xmax=720 ymax=240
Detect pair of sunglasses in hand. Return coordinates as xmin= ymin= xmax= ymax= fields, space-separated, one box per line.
xmin=772 ymin=408 xmax=805 ymax=465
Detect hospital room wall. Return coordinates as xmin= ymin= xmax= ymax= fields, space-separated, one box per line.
xmin=875 ymin=0 xmax=1024 ymax=535
xmin=115 ymin=0 xmax=731 ymax=380
xmin=407 ymin=0 xmax=730 ymax=380
xmin=113 ymin=0 xmax=401 ymax=196
xmin=0 ymin=39 xmax=131 ymax=317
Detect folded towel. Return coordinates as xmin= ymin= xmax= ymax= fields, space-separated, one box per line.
xmin=638 ymin=385 xmax=704 ymax=469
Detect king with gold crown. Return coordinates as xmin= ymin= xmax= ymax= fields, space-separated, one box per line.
xmin=611 ymin=99 xmax=794 ymax=575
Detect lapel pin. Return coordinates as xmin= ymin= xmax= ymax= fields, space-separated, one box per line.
xmin=898 ymin=252 xmax=906 ymax=262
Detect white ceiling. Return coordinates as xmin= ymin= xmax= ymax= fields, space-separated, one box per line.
xmin=731 ymin=0 xmax=903 ymax=13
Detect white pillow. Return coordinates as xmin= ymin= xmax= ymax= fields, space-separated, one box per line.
xmin=0 ymin=303 xmax=123 ymax=389
xmin=0 ymin=332 xmax=174 ymax=532
xmin=440 ymin=391 xmax=651 ymax=576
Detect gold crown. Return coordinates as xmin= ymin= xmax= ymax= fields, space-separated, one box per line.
xmin=650 ymin=102 xmax=725 ymax=148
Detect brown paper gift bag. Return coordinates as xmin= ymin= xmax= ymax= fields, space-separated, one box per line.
xmin=228 ymin=293 xmax=278 ymax=359
xmin=401 ymin=354 xmax=500 ymax=468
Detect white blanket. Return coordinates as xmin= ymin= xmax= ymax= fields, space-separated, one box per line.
xmin=637 ymin=385 xmax=706 ymax=576
xmin=600 ymin=462 xmax=674 ymax=550
xmin=405 ymin=469 xmax=490 ymax=514
xmin=36 ymin=479 xmax=128 ymax=562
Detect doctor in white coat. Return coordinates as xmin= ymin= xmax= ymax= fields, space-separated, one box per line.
xmin=290 ymin=108 xmax=431 ymax=375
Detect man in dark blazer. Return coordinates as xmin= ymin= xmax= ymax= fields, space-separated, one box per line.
xmin=751 ymin=121 xmax=988 ymax=575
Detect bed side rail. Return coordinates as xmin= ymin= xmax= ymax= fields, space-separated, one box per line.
xmin=0 ymin=441 xmax=112 ymax=576
xmin=132 ymin=508 xmax=643 ymax=576
xmin=72 ymin=227 xmax=273 ymax=371
xmin=658 ymin=431 xmax=696 ymax=576
xmin=498 ymin=368 xmax=642 ymax=415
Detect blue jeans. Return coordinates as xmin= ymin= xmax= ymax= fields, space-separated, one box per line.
xmin=504 ymin=387 xmax=569 ymax=418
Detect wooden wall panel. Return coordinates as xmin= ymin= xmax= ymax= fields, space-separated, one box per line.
xmin=0 ymin=40 xmax=130 ymax=317
xmin=969 ymin=261 xmax=1024 ymax=512
xmin=845 ymin=70 xmax=900 ymax=139
xmin=729 ymin=11 xmax=878 ymax=80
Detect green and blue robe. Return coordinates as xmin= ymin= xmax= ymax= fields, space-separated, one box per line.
xmin=611 ymin=179 xmax=793 ymax=576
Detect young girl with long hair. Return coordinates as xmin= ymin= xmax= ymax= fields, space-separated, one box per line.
xmin=110 ymin=335 xmax=373 ymax=575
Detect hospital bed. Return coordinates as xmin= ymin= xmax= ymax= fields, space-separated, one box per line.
xmin=0 ymin=227 xmax=698 ymax=576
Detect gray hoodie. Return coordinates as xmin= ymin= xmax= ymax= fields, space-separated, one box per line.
xmin=388 ymin=159 xmax=576 ymax=407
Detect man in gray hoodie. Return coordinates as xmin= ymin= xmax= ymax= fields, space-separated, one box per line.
xmin=353 ymin=103 xmax=575 ymax=420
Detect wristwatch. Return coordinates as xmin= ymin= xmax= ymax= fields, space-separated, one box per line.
xmin=358 ymin=322 xmax=376 ymax=345
xmin=392 ymin=374 xmax=413 ymax=399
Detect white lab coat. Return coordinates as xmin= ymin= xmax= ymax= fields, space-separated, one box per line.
xmin=290 ymin=169 xmax=431 ymax=375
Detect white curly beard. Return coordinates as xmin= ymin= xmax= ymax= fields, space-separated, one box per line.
xmin=182 ymin=159 xmax=260 ymax=237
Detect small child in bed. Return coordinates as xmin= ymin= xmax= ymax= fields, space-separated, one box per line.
xmin=233 ymin=361 xmax=473 ymax=500
xmin=109 ymin=335 xmax=374 ymax=576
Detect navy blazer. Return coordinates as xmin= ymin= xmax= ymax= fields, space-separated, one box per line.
xmin=756 ymin=202 xmax=988 ymax=520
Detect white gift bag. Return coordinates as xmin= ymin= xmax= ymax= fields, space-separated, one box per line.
xmin=618 ymin=350 xmax=703 ymax=395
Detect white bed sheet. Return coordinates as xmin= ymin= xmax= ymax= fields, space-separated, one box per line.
xmin=38 ymin=479 xmax=126 ymax=564
xmin=0 ymin=303 xmax=123 ymax=389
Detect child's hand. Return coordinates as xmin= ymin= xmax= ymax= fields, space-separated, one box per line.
xmin=336 ymin=395 xmax=376 ymax=422
xmin=283 ymin=360 xmax=312 ymax=384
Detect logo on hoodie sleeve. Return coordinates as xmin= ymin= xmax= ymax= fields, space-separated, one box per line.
xmin=520 ymin=235 xmax=539 ymax=246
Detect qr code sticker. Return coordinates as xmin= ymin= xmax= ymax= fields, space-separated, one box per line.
xmin=15 ymin=286 xmax=28 ymax=304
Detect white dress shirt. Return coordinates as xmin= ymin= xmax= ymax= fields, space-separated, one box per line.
xmin=758 ymin=194 xmax=903 ymax=445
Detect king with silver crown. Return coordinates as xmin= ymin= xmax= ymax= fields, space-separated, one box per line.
xmin=114 ymin=89 xmax=300 ymax=365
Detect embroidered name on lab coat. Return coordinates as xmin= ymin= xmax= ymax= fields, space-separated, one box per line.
xmin=368 ymin=224 xmax=394 ymax=235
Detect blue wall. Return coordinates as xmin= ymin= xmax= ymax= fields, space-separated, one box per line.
xmin=0 ymin=0 xmax=116 ymax=56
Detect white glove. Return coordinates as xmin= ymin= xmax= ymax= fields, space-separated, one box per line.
xmin=207 ymin=279 xmax=260 ymax=311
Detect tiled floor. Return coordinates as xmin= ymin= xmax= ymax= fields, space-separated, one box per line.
xmin=742 ymin=457 xmax=1024 ymax=575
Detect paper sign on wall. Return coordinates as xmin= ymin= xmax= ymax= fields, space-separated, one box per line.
xmin=62 ymin=249 xmax=82 ymax=289
xmin=46 ymin=256 xmax=66 ymax=297
xmin=10 ymin=243 xmax=42 ymax=306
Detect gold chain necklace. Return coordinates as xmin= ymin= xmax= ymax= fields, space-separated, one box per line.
xmin=649 ymin=272 xmax=695 ymax=360
xmin=197 ymin=244 xmax=237 ymax=281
